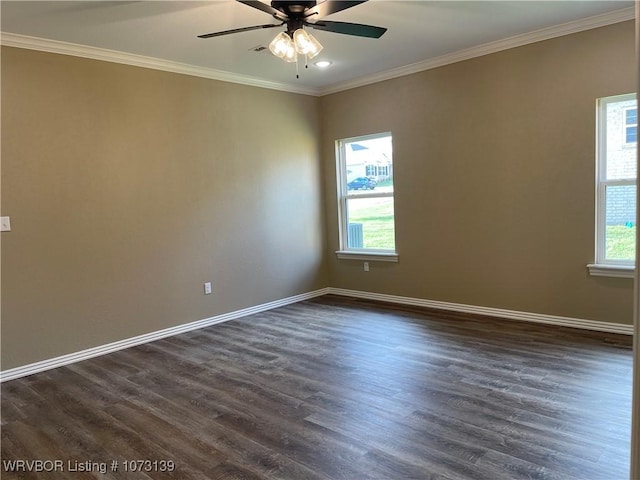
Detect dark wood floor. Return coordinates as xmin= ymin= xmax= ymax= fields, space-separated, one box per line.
xmin=1 ymin=295 xmax=633 ymax=479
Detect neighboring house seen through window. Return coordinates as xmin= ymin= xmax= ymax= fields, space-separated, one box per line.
xmin=594 ymin=93 xmax=637 ymax=272
xmin=336 ymin=133 xmax=396 ymax=258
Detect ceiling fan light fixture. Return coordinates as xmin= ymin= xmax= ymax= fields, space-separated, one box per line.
xmin=305 ymin=33 xmax=323 ymax=59
xmin=293 ymin=28 xmax=323 ymax=58
xmin=282 ymin=43 xmax=298 ymax=62
xmin=292 ymin=28 xmax=310 ymax=54
xmin=268 ymin=31 xmax=293 ymax=58
xmin=270 ymin=28 xmax=323 ymax=64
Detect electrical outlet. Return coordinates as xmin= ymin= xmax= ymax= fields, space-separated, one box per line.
xmin=204 ymin=282 xmax=212 ymax=295
xmin=0 ymin=216 xmax=11 ymax=232
xmin=364 ymin=262 xmax=369 ymax=272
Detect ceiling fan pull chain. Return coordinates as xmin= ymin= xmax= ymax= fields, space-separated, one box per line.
xmin=296 ymin=55 xmax=300 ymax=79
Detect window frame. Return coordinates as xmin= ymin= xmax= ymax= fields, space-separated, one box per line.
xmin=589 ymin=93 xmax=637 ymax=277
xmin=335 ymin=132 xmax=398 ymax=262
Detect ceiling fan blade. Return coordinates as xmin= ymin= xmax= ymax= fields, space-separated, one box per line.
xmin=237 ymin=0 xmax=287 ymax=20
xmin=305 ymin=1 xmax=367 ymax=19
xmin=198 ymin=23 xmax=282 ymax=39
xmin=307 ymin=20 xmax=386 ymax=38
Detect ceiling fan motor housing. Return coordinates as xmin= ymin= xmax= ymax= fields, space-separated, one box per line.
xmin=271 ymin=1 xmax=317 ymax=16
xmin=197 ymin=1 xmax=386 ymax=42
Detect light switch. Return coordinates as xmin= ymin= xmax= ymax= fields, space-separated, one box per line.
xmin=0 ymin=217 xmax=11 ymax=232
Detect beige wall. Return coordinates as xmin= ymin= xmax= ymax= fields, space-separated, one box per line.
xmin=321 ymin=21 xmax=636 ymax=325
xmin=1 ymin=47 xmax=327 ymax=369
xmin=1 ymin=20 xmax=635 ymax=371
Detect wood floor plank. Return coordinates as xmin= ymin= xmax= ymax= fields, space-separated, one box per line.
xmin=1 ymin=295 xmax=632 ymax=479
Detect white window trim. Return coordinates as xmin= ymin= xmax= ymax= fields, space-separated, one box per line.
xmin=595 ymin=178 xmax=636 ymax=265
xmin=590 ymin=93 xmax=637 ymax=278
xmin=587 ymin=263 xmax=635 ymax=278
xmin=335 ymin=132 xmax=397 ymax=261
xmin=335 ymin=250 xmax=399 ymax=262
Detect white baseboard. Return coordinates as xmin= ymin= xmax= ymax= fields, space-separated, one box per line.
xmin=0 ymin=288 xmax=330 ymax=383
xmin=328 ymin=288 xmax=634 ymax=336
xmin=1 ymin=286 xmax=632 ymax=382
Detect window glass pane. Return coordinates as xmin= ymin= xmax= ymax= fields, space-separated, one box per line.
xmin=626 ymin=108 xmax=637 ymax=124
xmin=605 ymin=184 xmax=636 ymax=261
xmin=344 ymin=136 xmax=393 ymax=195
xmin=346 ymin=197 xmax=395 ymax=250
xmin=605 ymin=99 xmax=637 ymax=180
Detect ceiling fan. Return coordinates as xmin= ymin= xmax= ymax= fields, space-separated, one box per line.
xmin=198 ymin=1 xmax=387 ymax=71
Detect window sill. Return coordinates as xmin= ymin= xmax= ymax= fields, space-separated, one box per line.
xmin=587 ymin=263 xmax=635 ymax=278
xmin=335 ymin=250 xmax=399 ymax=262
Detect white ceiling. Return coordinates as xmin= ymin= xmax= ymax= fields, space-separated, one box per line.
xmin=0 ymin=1 xmax=635 ymax=95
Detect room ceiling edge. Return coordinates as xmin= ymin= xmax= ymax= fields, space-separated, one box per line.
xmin=0 ymin=31 xmax=320 ymax=96
xmin=0 ymin=6 xmax=635 ymax=97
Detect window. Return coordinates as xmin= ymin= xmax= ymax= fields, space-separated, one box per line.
xmin=592 ymin=93 xmax=637 ymax=274
xmin=336 ymin=132 xmax=397 ymax=260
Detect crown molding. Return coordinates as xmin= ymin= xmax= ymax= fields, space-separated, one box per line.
xmin=0 ymin=32 xmax=319 ymax=96
xmin=319 ymin=6 xmax=636 ymax=96
xmin=1 ymin=6 xmax=635 ymax=98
